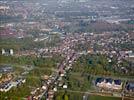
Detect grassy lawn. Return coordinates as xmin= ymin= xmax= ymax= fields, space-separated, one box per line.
xmin=89 ymin=95 xmax=121 ymax=100
xmin=63 ymin=71 xmax=93 ymax=91
xmin=55 ymin=91 xmax=122 ymax=100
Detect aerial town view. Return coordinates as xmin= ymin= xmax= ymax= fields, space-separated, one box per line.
xmin=0 ymin=0 xmax=134 ymax=100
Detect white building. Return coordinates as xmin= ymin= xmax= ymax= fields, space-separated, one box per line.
xmin=128 ymin=53 xmax=134 ymax=58
xmin=1 ymin=49 xmax=14 ymax=55
xmin=10 ymin=49 xmax=14 ymax=55
xmin=2 ymin=49 xmax=5 ymax=55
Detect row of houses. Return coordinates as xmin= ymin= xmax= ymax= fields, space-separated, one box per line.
xmin=0 ymin=78 xmax=26 ymax=92
xmin=95 ymin=78 xmax=123 ymax=91
xmin=1 ymin=49 xmax=14 ymax=55
xmin=95 ymin=77 xmax=134 ymax=96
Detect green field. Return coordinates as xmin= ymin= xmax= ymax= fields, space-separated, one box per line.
xmin=89 ymin=95 xmax=121 ymax=100
xmin=55 ymin=91 xmax=122 ymax=100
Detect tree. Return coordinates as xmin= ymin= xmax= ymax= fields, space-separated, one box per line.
xmin=64 ymin=95 xmax=69 ymax=100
